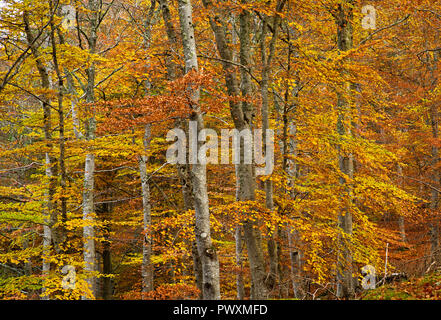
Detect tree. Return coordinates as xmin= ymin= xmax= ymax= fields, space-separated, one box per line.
xmin=177 ymin=0 xmax=220 ymax=300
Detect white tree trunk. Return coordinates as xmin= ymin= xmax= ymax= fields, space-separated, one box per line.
xmin=83 ymin=152 xmax=96 ymax=298
xmin=42 ymin=153 xmax=52 ymax=300
xmin=286 ymin=122 xmax=304 ymax=298
xmin=82 ymin=0 xmax=99 ymax=299
xmin=177 ymin=0 xmax=220 ymax=299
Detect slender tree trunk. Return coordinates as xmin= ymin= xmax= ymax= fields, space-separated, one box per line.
xmin=261 ymin=12 xmax=277 ymax=293
xmin=191 ymin=239 xmax=204 ymax=299
xmin=23 ymin=12 xmax=58 ymax=299
xmin=138 ymin=3 xmax=156 ymax=294
xmin=177 ymin=0 xmax=220 ymax=299
xmin=230 ymin=15 xmax=246 ymax=300
xmin=335 ymin=1 xmax=355 ymax=299
xmin=259 ymin=2 xmax=285 ymax=295
xmin=66 ymin=72 xmax=83 ymax=140
xmin=82 ymin=0 xmax=99 ymax=299
xmin=159 ymin=0 xmax=204 ymax=296
xmin=277 ymin=19 xmax=305 ymax=298
xmin=237 ymin=1 xmax=269 ymax=300
xmin=235 ymin=225 xmax=245 ymax=299
xmin=430 ymin=103 xmax=440 ymax=264
xmin=140 ymin=124 xmax=154 ymax=294
xmin=201 ymin=0 xmax=270 ymax=298
xmin=177 ymin=135 xmax=203 ymax=297
xmin=428 ymin=49 xmax=441 ymax=265
xmin=396 ymin=164 xmax=407 ymax=243
xmin=286 ymin=122 xmax=305 ymax=299
xmin=42 ymin=145 xmax=54 ymax=300
xmin=83 ymin=151 xmax=96 ymax=298
xmin=178 ymin=139 xmax=203 ymax=298
xmin=48 ymin=5 xmax=67 ymax=250
xmin=159 ymin=0 xmax=178 ymax=80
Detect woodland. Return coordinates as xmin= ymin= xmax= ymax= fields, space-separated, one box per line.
xmin=1 ymin=0 xmax=441 ymax=300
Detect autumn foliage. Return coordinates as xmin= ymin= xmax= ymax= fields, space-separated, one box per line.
xmin=1 ymin=0 xmax=441 ymax=300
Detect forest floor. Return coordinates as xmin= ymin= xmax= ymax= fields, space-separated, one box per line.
xmin=360 ymin=270 xmax=441 ymax=300
xmin=353 ymin=216 xmax=441 ymax=300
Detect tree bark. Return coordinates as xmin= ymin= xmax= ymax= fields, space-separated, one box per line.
xmin=140 ymin=124 xmax=154 ymax=294
xmin=49 ymin=3 xmax=68 ymax=250
xmin=230 ymin=14 xmax=246 ymax=300
xmin=137 ymin=2 xmax=157 ymax=295
xmin=396 ymin=165 xmax=407 ymax=243
xmin=430 ymin=102 xmax=440 ymax=264
xmin=201 ymin=0 xmax=270 ymax=298
xmin=23 ymin=12 xmax=58 ymax=299
xmin=286 ymin=122 xmax=305 ymax=299
xmin=259 ymin=1 xmax=285 ymax=295
xmin=235 ymin=225 xmax=245 ymax=299
xmin=159 ymin=0 xmax=178 ymax=80
xmin=82 ymin=0 xmax=99 ymax=299
xmin=335 ymin=0 xmax=355 ymax=299
xmin=177 ymin=0 xmax=220 ymax=299
xmin=159 ymin=0 xmax=204 ymax=296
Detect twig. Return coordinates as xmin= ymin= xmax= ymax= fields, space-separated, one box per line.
xmin=380 ymin=243 xmax=389 ymax=286
xmin=359 ymin=14 xmax=411 ymax=46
